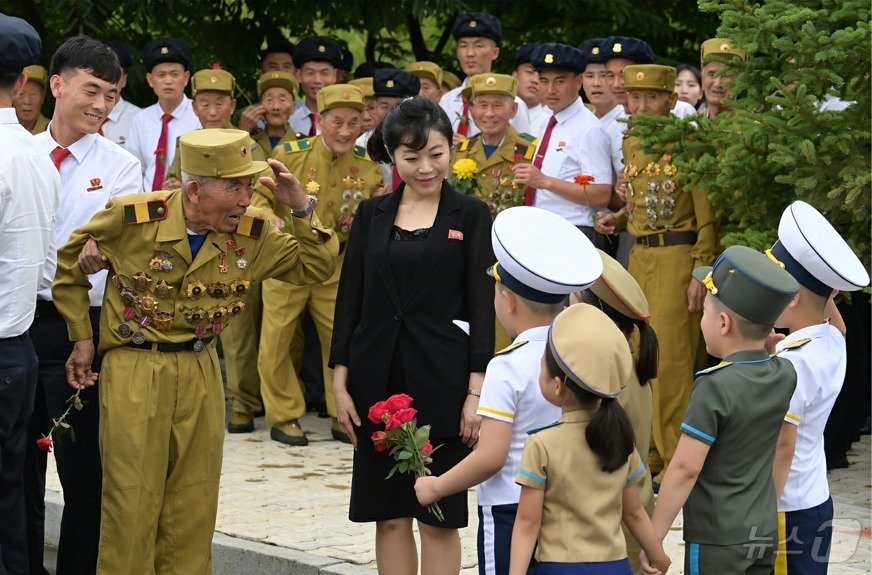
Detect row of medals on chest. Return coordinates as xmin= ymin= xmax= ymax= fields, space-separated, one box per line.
xmin=308 ymin=168 xmax=367 ymax=234
xmin=625 ymin=159 xmax=678 ymax=227
xmin=482 ymin=165 xmax=523 ymax=218
xmin=112 ymin=239 xmax=251 ymax=349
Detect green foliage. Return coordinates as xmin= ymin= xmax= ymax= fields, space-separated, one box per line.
xmin=631 ymin=0 xmax=871 ymax=264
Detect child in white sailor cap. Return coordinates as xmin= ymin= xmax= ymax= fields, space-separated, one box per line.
xmin=415 ymin=206 xmax=601 ymax=575
xmin=770 ymin=200 xmax=869 ymax=575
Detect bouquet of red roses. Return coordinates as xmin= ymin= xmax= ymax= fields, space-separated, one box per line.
xmin=369 ymin=393 xmax=444 ymax=521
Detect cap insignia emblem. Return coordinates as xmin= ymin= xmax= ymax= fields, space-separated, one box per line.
xmin=240 ymin=146 xmax=248 ymax=157
xmin=592 ymin=47 xmax=600 ymax=55
xmin=160 ymin=47 xmax=169 ymax=55
xmin=469 ymin=20 xmax=477 ymax=28
xmin=386 ymin=80 xmax=394 ymax=88
xmin=544 ymin=53 xmax=554 ymax=64
xmin=342 ymin=91 xmax=350 ymax=99
xmin=613 ymin=43 xmax=622 ymax=53
xmin=720 ymin=43 xmax=731 ymax=52
xmin=636 ymin=72 xmax=645 ymax=80
xmin=486 ymin=76 xmax=496 ymax=86
xmin=318 ymin=45 xmax=326 ymax=53
xmin=210 ymin=76 xmax=218 ymax=83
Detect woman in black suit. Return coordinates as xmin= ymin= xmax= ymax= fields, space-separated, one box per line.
xmin=330 ymin=97 xmax=495 ymax=574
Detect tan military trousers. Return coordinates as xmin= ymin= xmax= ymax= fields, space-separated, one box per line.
xmin=258 ymin=260 xmax=340 ymax=425
xmin=628 ymin=243 xmax=704 ymax=480
xmin=222 ymin=281 xmax=263 ymax=416
xmin=97 ymin=345 xmax=224 ymax=575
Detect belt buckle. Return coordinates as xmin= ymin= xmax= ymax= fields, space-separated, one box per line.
xmin=193 ymin=339 xmax=205 ymax=353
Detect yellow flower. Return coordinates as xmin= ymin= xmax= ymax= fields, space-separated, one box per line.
xmin=452 ymin=158 xmax=478 ymax=180
xmin=306 ymin=180 xmax=321 ymax=194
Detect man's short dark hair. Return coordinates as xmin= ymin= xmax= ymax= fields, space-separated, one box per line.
xmin=0 ymin=72 xmax=20 ymax=91
xmin=260 ymin=41 xmax=296 ymax=65
xmin=50 ymin=35 xmax=122 ymax=84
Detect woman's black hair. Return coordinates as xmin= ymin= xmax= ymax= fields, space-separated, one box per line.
xmin=366 ymin=96 xmax=453 ymax=165
xmin=543 ymin=345 xmax=635 ymax=473
xmin=675 ymin=63 xmax=703 ymax=108
xmin=50 ymin=35 xmax=122 ymax=85
xmin=577 ymin=291 xmax=659 ymax=386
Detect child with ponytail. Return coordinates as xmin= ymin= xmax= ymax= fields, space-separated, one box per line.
xmin=509 ymin=303 xmax=670 ymax=575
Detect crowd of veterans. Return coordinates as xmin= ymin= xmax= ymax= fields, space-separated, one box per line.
xmin=0 ymin=7 xmax=869 ymax=575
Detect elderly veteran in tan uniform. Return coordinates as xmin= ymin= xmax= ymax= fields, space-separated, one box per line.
xmin=254 ymin=84 xmax=383 ymax=445
xmin=349 ymin=77 xmax=377 ymax=133
xmin=53 ymin=128 xmax=338 ymax=574
xmin=13 ymin=64 xmax=49 ymax=133
xmin=250 ymin=70 xmax=302 ymax=153
xmin=596 ymin=64 xmax=718 ymax=484
xmin=404 ymin=61 xmax=444 ymax=103
xmin=699 ymin=38 xmax=745 ymax=119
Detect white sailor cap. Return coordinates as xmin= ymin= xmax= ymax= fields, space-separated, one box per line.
xmin=488 ymin=206 xmax=603 ymax=303
xmin=770 ymin=200 xmax=869 ymax=295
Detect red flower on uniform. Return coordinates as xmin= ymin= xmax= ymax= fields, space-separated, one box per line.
xmin=36 ymin=436 xmax=54 ymax=453
xmin=661 ymin=153 xmax=672 ymax=163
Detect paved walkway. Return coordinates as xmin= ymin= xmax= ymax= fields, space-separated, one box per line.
xmin=47 ymin=413 xmax=871 ymax=573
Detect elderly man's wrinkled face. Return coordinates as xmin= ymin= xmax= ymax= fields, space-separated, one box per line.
xmin=187 ymin=175 xmax=254 ymax=234
xmin=13 ymin=79 xmax=46 ymax=128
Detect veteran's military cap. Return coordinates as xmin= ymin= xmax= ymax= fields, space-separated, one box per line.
xmin=701 ymin=38 xmax=746 ymax=65
xmin=531 ymin=43 xmax=586 ymax=73
xmin=693 ymin=245 xmax=800 ymax=324
xmin=488 ymin=206 xmax=603 ymax=304
xmin=373 ymin=69 xmax=420 ymax=98
xmin=316 ymin=83 xmax=365 ymax=113
xmin=465 ymin=73 xmax=517 ymax=99
xmin=103 ymin=39 xmax=133 ymax=70
xmin=441 ymin=70 xmax=462 ymax=91
xmin=257 ymin=71 xmax=297 ymax=97
xmin=23 ymin=64 xmax=47 ymax=88
xmin=192 ymin=68 xmax=236 ymax=97
xmin=180 ymin=129 xmax=268 ymax=178
xmin=624 ymin=64 xmax=676 ymax=93
xmin=600 ymin=36 xmax=655 ymax=65
xmin=514 ymin=43 xmax=540 ymax=67
xmin=578 ymin=38 xmax=605 ymax=65
xmin=590 ymin=250 xmax=650 ymax=320
xmin=452 ymin=12 xmax=502 ymax=43
xmin=404 ymin=61 xmax=442 ymax=86
xmin=353 ymin=60 xmax=395 ymax=79
xmin=293 ymin=36 xmax=342 ymax=68
xmin=0 ymin=14 xmax=41 ymax=74
xmin=771 ymin=201 xmax=869 ymax=296
xmin=549 ymin=303 xmax=634 ymax=398
xmin=349 ymin=77 xmax=374 ymax=98
xmin=142 ymin=38 xmax=191 ymax=71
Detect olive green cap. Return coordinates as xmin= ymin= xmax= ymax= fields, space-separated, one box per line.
xmin=348 ymin=77 xmax=374 ymax=98
xmin=179 ymin=128 xmax=268 ymax=179
xmin=549 ymin=303 xmax=633 ymax=398
xmin=257 ymin=71 xmax=297 ymax=98
xmin=590 ymin=250 xmax=650 ymax=320
xmin=316 ymin=83 xmax=365 ymax=113
xmin=404 ymin=61 xmax=443 ymax=86
xmin=701 ymin=38 xmax=746 ymax=65
xmin=191 ymin=68 xmax=235 ymax=98
xmin=441 ymin=70 xmax=461 ymax=91
xmin=464 ymin=73 xmax=518 ymax=99
xmin=23 ymin=64 xmax=46 ymax=87
xmin=692 ymin=245 xmax=799 ymax=325
xmin=623 ymin=64 xmax=676 ymax=93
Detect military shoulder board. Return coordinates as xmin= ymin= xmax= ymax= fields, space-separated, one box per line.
xmin=494 ymin=340 xmax=528 ymax=356
xmin=695 ymin=361 xmax=732 ymax=376
xmin=353 ymin=145 xmax=371 ymax=160
xmin=283 ymin=138 xmax=313 ymax=154
xmin=775 ymin=337 xmax=813 ymax=355
xmin=457 ymin=136 xmax=479 ymax=153
xmin=123 ymin=200 xmax=168 ymax=225
xmin=235 ymin=214 xmax=265 ymax=238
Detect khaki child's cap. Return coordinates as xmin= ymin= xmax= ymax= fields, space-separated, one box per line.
xmin=192 ymin=68 xmax=235 ymax=98
xmin=623 ymin=64 xmax=676 ymax=93
xmin=257 ymin=71 xmax=297 ymax=98
xmin=692 ymin=245 xmax=799 ymax=325
xmin=701 ymin=38 xmax=746 ymax=65
xmin=349 ymin=77 xmax=374 ymax=98
xmin=465 ymin=73 xmax=518 ymax=99
xmin=316 ymin=83 xmax=365 ymax=113
xmin=548 ymin=303 xmax=633 ymax=398
xmin=180 ymin=129 xmax=268 ymax=179
xmin=441 ymin=70 xmax=461 ymax=91
xmin=23 ymin=64 xmax=47 ymax=87
xmin=590 ymin=250 xmax=650 ymax=320
xmin=404 ymin=61 xmax=443 ymax=86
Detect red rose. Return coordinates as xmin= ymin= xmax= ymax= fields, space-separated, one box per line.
xmin=37 ymin=437 xmax=53 ymax=453
xmin=384 ymin=393 xmax=413 ymax=412
xmin=371 ymin=431 xmax=389 ymax=454
xmin=393 ymin=407 xmax=417 ymax=424
xmin=368 ymin=400 xmax=391 ymax=424
xmin=421 ymin=440 xmax=434 ymax=456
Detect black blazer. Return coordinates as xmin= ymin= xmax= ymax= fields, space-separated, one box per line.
xmin=330 ymin=182 xmax=495 ymax=439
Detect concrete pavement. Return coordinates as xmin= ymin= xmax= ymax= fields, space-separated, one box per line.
xmin=46 ymin=413 xmax=871 ymax=574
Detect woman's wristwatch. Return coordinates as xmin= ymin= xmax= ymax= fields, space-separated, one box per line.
xmin=291 ymin=195 xmax=318 ymax=218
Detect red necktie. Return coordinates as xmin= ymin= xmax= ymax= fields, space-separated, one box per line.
xmin=457 ymin=96 xmax=470 ymax=137
xmin=151 ymin=112 xmax=173 ymax=191
xmin=523 ymin=115 xmax=558 ymax=206
xmin=51 ymin=146 xmax=71 ymax=171
xmin=308 ymin=113 xmax=317 ymax=137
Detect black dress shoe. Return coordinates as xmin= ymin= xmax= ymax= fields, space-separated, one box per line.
xmin=826 ymin=453 xmax=849 ymax=470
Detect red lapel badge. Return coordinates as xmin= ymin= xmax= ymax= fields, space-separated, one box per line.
xmin=86 ymin=177 xmax=103 ymax=192
xmin=448 ymin=229 xmax=464 ymax=241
